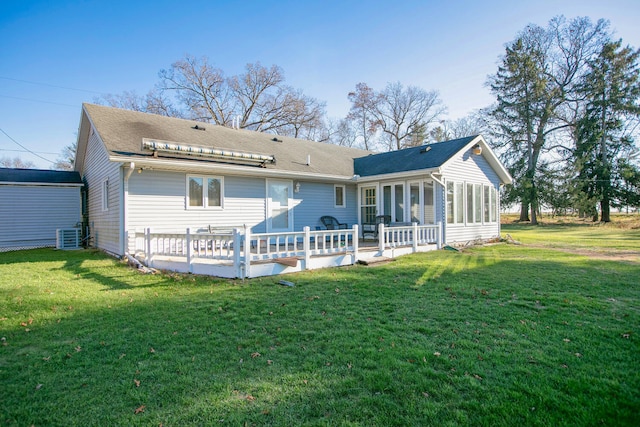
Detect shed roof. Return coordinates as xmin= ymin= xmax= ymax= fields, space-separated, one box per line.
xmin=0 ymin=168 xmax=83 ymax=185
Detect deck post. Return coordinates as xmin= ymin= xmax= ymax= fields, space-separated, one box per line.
xmin=412 ymin=222 xmax=418 ymax=252
xmin=378 ymin=223 xmax=385 ymax=253
xmin=352 ymin=224 xmax=359 ymax=263
xmin=243 ymin=227 xmax=251 ymax=278
xmin=145 ymin=228 xmax=151 ymax=268
xmin=303 ymin=226 xmax=311 ymax=270
xmin=186 ymin=228 xmax=193 ymax=273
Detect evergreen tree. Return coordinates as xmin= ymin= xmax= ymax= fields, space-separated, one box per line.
xmin=575 ymin=40 xmax=640 ymax=221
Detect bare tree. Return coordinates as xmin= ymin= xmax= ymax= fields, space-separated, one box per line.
xmin=372 ymin=82 xmax=446 ymax=150
xmin=158 ymin=55 xmax=229 ymax=123
xmin=97 ymin=89 xmax=181 ymax=117
xmin=347 ymin=83 xmax=378 ymax=150
xmin=1 ymin=157 xmax=36 ymax=168
xmin=51 ymin=141 xmax=77 ymax=171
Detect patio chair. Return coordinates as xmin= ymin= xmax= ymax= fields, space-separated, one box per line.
xmin=362 ymin=215 xmax=391 ymax=239
xmin=320 ymin=215 xmax=348 ymax=230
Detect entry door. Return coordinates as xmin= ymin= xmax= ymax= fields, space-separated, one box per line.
xmin=267 ymin=179 xmax=293 ymax=232
xmin=382 ymin=183 xmax=405 ymax=223
xmin=360 ymin=186 xmax=377 ymax=224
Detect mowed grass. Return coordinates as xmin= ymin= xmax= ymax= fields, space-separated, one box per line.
xmin=1 ymin=222 xmax=639 ymax=426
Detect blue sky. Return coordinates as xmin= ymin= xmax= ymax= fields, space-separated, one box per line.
xmin=1 ymin=0 xmax=638 ymax=169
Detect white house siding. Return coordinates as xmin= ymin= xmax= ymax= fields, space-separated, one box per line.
xmin=0 ymin=185 xmax=81 ymax=251
xmin=126 ymin=171 xmax=267 ymax=236
xmin=292 ymin=182 xmax=358 ymax=230
xmin=81 ymin=130 xmax=122 ymax=255
xmin=441 ymin=148 xmax=502 ymax=244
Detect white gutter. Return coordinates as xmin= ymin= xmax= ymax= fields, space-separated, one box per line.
xmin=429 ymin=172 xmax=445 ymax=187
xmin=355 ymin=168 xmax=440 ymax=183
xmin=109 ymin=155 xmax=357 ymax=183
xmin=0 ymin=182 xmax=83 ymax=187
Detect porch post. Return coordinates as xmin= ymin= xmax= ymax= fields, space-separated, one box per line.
xmin=352 ymin=224 xmax=359 ymax=263
xmin=303 ymin=226 xmax=311 ymax=270
xmin=145 ymin=228 xmax=151 ymax=268
xmin=436 ymin=221 xmax=442 ymax=249
xmin=378 ymin=223 xmax=385 ymax=252
xmin=233 ymin=228 xmax=242 ymax=279
xmin=243 ymin=227 xmax=252 ymax=278
xmin=186 ymin=228 xmax=193 ymax=274
xmin=412 ymin=222 xmax=418 ymax=252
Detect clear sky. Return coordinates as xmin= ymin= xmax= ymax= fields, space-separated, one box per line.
xmin=1 ymin=0 xmax=638 ymax=169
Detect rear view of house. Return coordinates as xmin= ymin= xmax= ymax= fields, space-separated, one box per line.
xmin=73 ymin=103 xmax=512 ymax=277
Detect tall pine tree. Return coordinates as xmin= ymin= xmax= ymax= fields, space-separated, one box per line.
xmin=575 ymin=40 xmax=640 ymax=221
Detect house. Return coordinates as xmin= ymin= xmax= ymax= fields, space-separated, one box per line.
xmin=0 ymin=168 xmax=83 ymax=251
xmin=74 ymin=103 xmax=512 ymax=276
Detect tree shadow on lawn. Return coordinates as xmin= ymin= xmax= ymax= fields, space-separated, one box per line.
xmin=3 ymin=249 xmax=639 ymax=426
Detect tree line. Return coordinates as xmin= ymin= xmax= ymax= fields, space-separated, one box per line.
xmin=38 ymin=15 xmax=639 ymax=222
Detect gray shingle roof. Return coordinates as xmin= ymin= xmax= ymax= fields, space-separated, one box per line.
xmin=0 ymin=168 xmax=83 ymax=184
xmin=354 ymin=136 xmax=477 ymax=177
xmin=82 ymin=103 xmax=371 ymax=177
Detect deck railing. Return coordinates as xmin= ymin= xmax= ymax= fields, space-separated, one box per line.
xmin=132 ymin=222 xmax=441 ymax=278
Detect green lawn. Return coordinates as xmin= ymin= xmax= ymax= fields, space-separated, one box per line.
xmin=1 ymin=223 xmax=639 ymax=426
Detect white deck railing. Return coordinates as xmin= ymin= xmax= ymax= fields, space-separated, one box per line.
xmin=131 ymin=222 xmax=441 ymax=278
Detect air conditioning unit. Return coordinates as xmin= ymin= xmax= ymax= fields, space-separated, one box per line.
xmin=56 ymin=228 xmax=81 ymax=250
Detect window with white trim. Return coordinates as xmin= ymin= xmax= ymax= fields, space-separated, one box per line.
xmin=101 ymin=179 xmax=109 ymax=211
xmin=483 ymin=184 xmax=497 ymax=223
xmin=446 ymin=181 xmax=464 ymax=224
xmin=187 ymin=175 xmax=223 ymax=208
xmin=334 ymin=185 xmax=345 ymax=208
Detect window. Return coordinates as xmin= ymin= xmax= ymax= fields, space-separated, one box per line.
xmin=483 ymin=185 xmax=497 ymax=222
xmin=101 ymin=179 xmax=109 ymax=211
xmin=455 ymin=182 xmax=464 ymax=224
xmin=446 ymin=182 xmax=454 ymax=224
xmin=466 ymin=183 xmax=474 ymax=224
xmin=423 ymin=181 xmax=434 ymax=224
xmin=446 ymin=181 xmax=464 ymax=224
xmin=334 ymin=185 xmax=345 ymax=208
xmin=474 ymin=184 xmax=482 ymax=223
xmin=187 ymin=175 xmax=223 ymax=208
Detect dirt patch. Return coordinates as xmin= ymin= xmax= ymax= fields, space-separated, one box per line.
xmin=527 ymin=244 xmax=640 ymax=263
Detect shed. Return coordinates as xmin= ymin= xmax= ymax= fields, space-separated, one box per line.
xmin=0 ymin=168 xmax=84 ymax=251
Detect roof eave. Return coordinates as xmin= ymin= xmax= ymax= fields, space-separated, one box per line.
xmin=109 ymin=155 xmax=357 ymax=183
xmin=355 ymin=168 xmax=440 ymax=183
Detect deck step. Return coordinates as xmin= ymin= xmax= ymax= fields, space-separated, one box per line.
xmin=357 ymin=256 xmax=393 ymax=266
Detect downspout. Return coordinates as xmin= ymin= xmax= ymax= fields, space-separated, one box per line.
xmin=120 ymin=162 xmax=135 ymax=256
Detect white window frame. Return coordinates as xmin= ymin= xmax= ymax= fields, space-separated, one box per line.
xmin=101 ymin=178 xmax=109 ymax=212
xmin=483 ymin=184 xmax=497 ymax=223
xmin=334 ymin=185 xmax=346 ymax=208
xmin=446 ymin=180 xmax=465 ymax=225
xmin=186 ymin=175 xmax=224 ymax=209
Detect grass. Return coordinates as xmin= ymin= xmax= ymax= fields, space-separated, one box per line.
xmin=1 ymin=221 xmax=639 ymax=426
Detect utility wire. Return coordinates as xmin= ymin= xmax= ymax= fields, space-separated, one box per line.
xmin=0 ymin=76 xmax=106 ymax=95
xmin=0 ymin=94 xmax=79 ymax=108
xmin=0 ymin=127 xmax=54 ymax=164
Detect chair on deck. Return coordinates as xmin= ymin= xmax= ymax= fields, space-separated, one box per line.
xmin=320 ymin=215 xmax=348 ymax=230
xmin=363 ymin=215 xmax=391 ymax=239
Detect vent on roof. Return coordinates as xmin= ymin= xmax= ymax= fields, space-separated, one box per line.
xmin=56 ymin=228 xmax=81 ymax=250
xmin=420 ymin=146 xmax=432 ymax=153
xmin=192 ymin=125 xmax=206 ymax=131
xmin=271 ymin=137 xmax=282 ymax=142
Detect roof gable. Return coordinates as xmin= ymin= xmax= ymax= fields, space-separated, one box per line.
xmin=354 ymin=136 xmax=477 ymax=177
